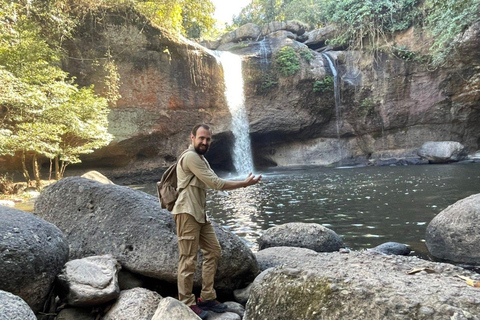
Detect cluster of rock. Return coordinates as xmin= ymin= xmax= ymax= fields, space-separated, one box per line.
xmin=203 ymin=21 xmax=310 ymax=51
xmin=1 ymin=173 xmax=480 ymax=319
xmin=203 ymin=20 xmax=341 ymax=54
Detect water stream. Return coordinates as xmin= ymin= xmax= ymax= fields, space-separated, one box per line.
xmin=258 ymin=39 xmax=270 ymax=72
xmin=322 ymin=53 xmax=343 ymax=163
xmin=216 ymin=52 xmax=255 ymax=175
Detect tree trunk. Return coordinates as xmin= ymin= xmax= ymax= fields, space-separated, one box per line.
xmin=59 ymin=160 xmax=69 ymax=179
xmin=55 ymin=156 xmax=60 ymax=180
xmin=49 ymin=159 xmax=53 ymax=181
xmin=21 ymin=151 xmax=32 ymax=187
xmin=32 ymin=153 xmax=42 ymax=189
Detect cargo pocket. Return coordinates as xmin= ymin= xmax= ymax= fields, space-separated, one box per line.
xmin=178 ymin=235 xmax=196 ymax=256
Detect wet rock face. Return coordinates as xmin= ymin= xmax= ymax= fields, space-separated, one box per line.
xmin=0 ymin=206 xmax=69 ymax=313
xmin=426 ymin=193 xmax=480 ymax=264
xmin=34 ymin=177 xmax=259 ymax=291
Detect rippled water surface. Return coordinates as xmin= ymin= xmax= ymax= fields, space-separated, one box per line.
xmin=136 ymin=162 xmax=480 ymax=259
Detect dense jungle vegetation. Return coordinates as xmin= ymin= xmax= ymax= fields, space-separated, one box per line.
xmin=0 ymin=0 xmax=479 ymax=189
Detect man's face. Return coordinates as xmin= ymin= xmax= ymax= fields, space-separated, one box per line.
xmin=191 ymin=127 xmax=212 ymax=155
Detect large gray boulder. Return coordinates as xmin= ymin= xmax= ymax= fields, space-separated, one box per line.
xmin=258 ymin=223 xmax=343 ymax=252
xmin=261 ymin=21 xmax=308 ymax=37
xmin=0 ymin=290 xmax=36 ymax=320
xmin=34 ymin=177 xmax=259 ymax=291
xmin=418 ymin=141 xmax=468 ymax=163
xmin=103 ymin=288 xmax=162 ymax=320
xmin=0 ymin=206 xmax=69 ymax=312
xmin=304 ymin=25 xmax=337 ymax=47
xmin=244 ymin=250 xmax=480 ymax=320
xmin=57 ymin=255 xmax=121 ymax=306
xmin=220 ymin=23 xmax=261 ymax=45
xmin=426 ymin=193 xmax=480 ymax=264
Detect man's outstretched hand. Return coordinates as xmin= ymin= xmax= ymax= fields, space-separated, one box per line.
xmin=244 ymin=172 xmax=262 ymax=187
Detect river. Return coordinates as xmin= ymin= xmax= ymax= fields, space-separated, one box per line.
xmin=131 ymin=162 xmax=480 ymax=260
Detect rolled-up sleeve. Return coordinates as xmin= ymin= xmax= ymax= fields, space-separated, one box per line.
xmin=184 ymin=152 xmax=226 ymax=190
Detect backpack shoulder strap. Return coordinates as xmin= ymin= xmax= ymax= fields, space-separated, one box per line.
xmin=177 ymin=149 xmax=197 ymax=189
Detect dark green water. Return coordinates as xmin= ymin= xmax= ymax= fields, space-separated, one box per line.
xmin=133 ymin=162 xmax=480 ymax=259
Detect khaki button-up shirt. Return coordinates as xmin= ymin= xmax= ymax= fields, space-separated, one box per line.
xmin=172 ymin=145 xmax=226 ymax=223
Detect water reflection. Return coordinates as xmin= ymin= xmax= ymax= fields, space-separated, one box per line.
xmin=204 ymin=163 xmax=480 ymax=259
xmin=134 ymin=163 xmax=480 ymax=260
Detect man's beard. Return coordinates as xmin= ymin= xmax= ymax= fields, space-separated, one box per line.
xmin=194 ymin=144 xmax=209 ymax=155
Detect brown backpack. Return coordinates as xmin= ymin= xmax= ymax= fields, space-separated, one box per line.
xmin=157 ymin=151 xmax=194 ymax=211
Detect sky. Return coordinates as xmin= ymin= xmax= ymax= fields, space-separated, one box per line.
xmin=211 ymin=0 xmax=251 ymax=24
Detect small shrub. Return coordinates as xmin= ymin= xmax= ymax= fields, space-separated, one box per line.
xmin=354 ymin=98 xmax=377 ymax=116
xmin=299 ymin=47 xmax=314 ymax=63
xmin=392 ymin=45 xmax=416 ymax=61
xmin=274 ymin=46 xmax=300 ymax=77
xmin=261 ymin=76 xmax=279 ymax=90
xmin=313 ymin=76 xmax=334 ymax=93
xmin=0 ymin=174 xmax=15 ymax=195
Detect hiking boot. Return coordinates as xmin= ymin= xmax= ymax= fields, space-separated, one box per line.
xmin=190 ymin=305 xmax=208 ymax=319
xmin=197 ymin=298 xmax=227 ymax=313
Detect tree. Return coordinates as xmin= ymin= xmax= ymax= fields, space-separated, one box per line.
xmin=181 ymin=0 xmax=215 ymax=39
xmin=136 ymin=0 xmax=216 ymax=39
xmin=0 ymin=0 xmax=113 ymax=187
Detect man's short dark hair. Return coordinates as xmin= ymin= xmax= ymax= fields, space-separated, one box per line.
xmin=191 ymin=124 xmax=211 ymax=136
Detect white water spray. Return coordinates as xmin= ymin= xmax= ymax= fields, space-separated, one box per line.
xmin=216 ymin=51 xmax=255 ymax=175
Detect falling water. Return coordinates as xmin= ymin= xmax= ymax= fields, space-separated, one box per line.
xmin=322 ymin=52 xmax=343 ymax=163
xmin=216 ymin=51 xmax=255 ymax=175
xmin=258 ymin=39 xmax=271 ymax=73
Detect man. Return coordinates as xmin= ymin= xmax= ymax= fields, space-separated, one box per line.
xmin=172 ymin=124 xmax=262 ymax=319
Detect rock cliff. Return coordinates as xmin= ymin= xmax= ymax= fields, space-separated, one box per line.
xmin=7 ymin=10 xmax=477 ymax=176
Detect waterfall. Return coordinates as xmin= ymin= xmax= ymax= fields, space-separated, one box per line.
xmin=322 ymin=52 xmax=343 ymax=163
xmin=258 ymin=39 xmax=270 ymax=72
xmin=216 ymin=51 xmax=255 ymax=175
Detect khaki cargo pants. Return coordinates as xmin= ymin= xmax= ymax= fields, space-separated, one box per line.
xmin=174 ymin=213 xmax=222 ymax=306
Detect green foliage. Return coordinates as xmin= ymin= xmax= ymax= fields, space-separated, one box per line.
xmin=136 ymin=0 xmax=216 ymax=39
xmin=284 ymin=0 xmax=325 ymax=28
xmin=355 ymin=98 xmax=376 ymax=116
xmin=313 ymin=75 xmax=333 ymax=93
xmin=321 ymin=0 xmax=419 ymax=49
xmin=274 ymin=46 xmax=300 ymax=77
xmin=0 ymin=0 xmax=113 ymax=183
xmin=260 ymin=72 xmax=279 ymax=91
xmin=424 ymin=0 xmax=480 ymax=66
xmin=392 ymin=45 xmax=416 ymax=61
xmin=232 ymin=0 xmax=324 ymax=28
xmin=299 ymin=47 xmax=314 ymax=62
xmin=233 ymin=0 xmax=287 ymax=26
